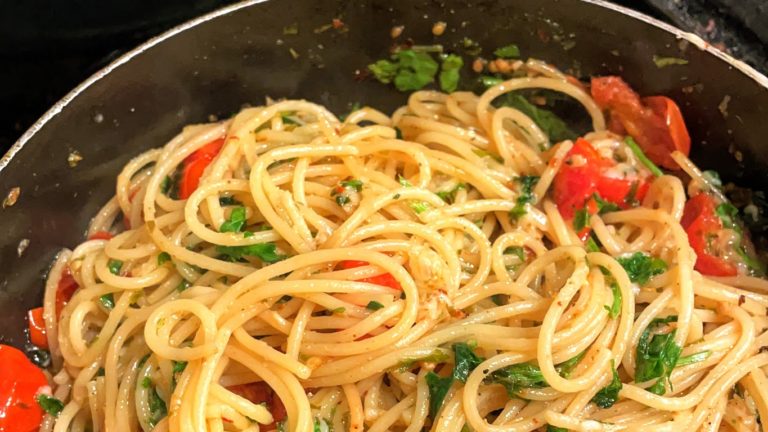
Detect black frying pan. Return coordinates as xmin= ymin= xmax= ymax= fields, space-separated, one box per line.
xmin=1 ymin=0 xmax=767 ymax=348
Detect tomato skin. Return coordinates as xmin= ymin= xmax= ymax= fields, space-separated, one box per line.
xmin=55 ymin=268 xmax=79 ymax=319
xmin=88 ymin=231 xmax=113 ymax=241
xmin=0 ymin=344 xmax=48 ymax=432
xmin=27 ymin=308 xmax=47 ymax=349
xmin=681 ymin=193 xmax=738 ymax=276
xmin=338 ymin=260 xmax=402 ymax=290
xmin=553 ymin=138 xmax=649 ymax=220
xmin=228 ymin=382 xmax=286 ymax=429
xmin=178 ymin=138 xmax=225 ymax=199
xmin=591 ymin=76 xmax=690 ymax=170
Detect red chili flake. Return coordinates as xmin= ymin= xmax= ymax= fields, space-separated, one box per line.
xmin=332 ymin=18 xmax=344 ymax=29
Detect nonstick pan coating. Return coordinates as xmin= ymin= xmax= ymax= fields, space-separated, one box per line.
xmin=1 ymin=0 xmax=767 ymax=347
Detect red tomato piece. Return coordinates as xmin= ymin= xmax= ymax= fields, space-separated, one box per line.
xmin=681 ymin=193 xmax=738 ymax=276
xmin=55 ymin=268 xmax=79 ymax=319
xmin=27 ymin=308 xmax=47 ymax=349
xmin=88 ymin=231 xmax=113 ymax=241
xmin=228 ymin=382 xmax=286 ymax=429
xmin=552 ymin=138 xmax=604 ymax=219
xmin=591 ymin=76 xmax=690 ymax=170
xmin=0 ymin=344 xmax=48 ymax=432
xmin=179 ymin=137 xmax=226 ymax=199
xmin=337 ymin=260 xmax=402 ymax=290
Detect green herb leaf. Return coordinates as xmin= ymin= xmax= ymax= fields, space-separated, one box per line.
xmin=509 ymin=175 xmax=540 ymax=221
xmin=593 ymin=193 xmax=620 ymax=214
xmin=435 ymin=183 xmax=467 ymax=204
xmin=500 ymin=94 xmax=577 ymax=143
xmin=335 ymin=194 xmax=350 ymax=206
xmin=573 ymin=208 xmax=590 ymax=231
xmin=394 ymin=126 xmax=403 ymax=139
xmin=217 ymin=242 xmax=286 ymax=263
xmin=555 ymin=351 xmax=585 ymax=378
xmin=635 ymin=316 xmax=682 ymax=395
xmin=99 ymin=293 xmax=115 ymax=310
xmin=714 ymin=202 xmax=766 ymax=275
xmin=494 ymin=44 xmax=520 ymax=58
xmin=108 ymin=259 xmax=123 ymax=276
xmin=220 ymin=206 xmax=247 ymax=233
xmin=585 ymin=235 xmax=601 ymax=252
xmin=340 ymin=179 xmax=363 ymax=192
xmin=652 ymin=55 xmax=688 ymax=68
xmin=624 ymin=136 xmax=663 ymax=177
xmin=472 ymin=148 xmax=503 ymax=163
xmin=592 ymin=360 xmax=622 ymax=408
xmin=487 ymin=362 xmax=547 ymax=396
xmin=409 ymin=201 xmax=430 ymax=214
xmin=452 ymin=343 xmax=484 ymax=383
xmin=147 ymin=384 xmax=168 ymax=427
xmin=605 ymin=282 xmax=622 ymax=318
xmin=141 ymin=376 xmax=152 ymax=388
xmin=547 ymin=426 xmax=568 ymax=432
xmin=503 ymin=246 xmax=526 ymax=261
xmin=426 ymin=372 xmax=453 ymax=418
xmin=370 ymin=49 xmax=440 ymax=92
xmin=157 ymin=252 xmax=171 ymax=266
xmin=330 ymin=307 xmax=346 ymax=315
xmin=617 ymin=252 xmax=667 ymax=285
xmin=397 ymin=350 xmax=450 ymax=371
xmin=676 ymin=350 xmax=711 ymax=367
xmin=36 ymin=394 xmax=64 ymax=417
xmin=160 ymin=176 xmax=171 ymax=195
xmin=218 ymin=195 xmax=241 ymax=206
xmin=480 ymin=75 xmax=504 ymax=88
xmin=177 ymin=280 xmax=191 ymax=292
xmin=491 ymin=294 xmax=507 ymax=306
xmin=366 ymin=300 xmax=385 ymax=311
xmin=439 ymin=54 xmax=463 ymax=93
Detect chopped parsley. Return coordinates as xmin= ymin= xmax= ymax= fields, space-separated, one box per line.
xmin=509 ymin=175 xmax=540 ymax=220
xmin=147 ymin=383 xmax=168 ymax=427
xmin=108 ymin=259 xmax=123 ymax=276
xmin=157 ymin=252 xmax=171 ymax=266
xmin=99 ymin=293 xmax=115 ymax=310
xmin=36 ymin=394 xmax=64 ymax=417
xmin=340 ymin=179 xmax=363 ymax=191
xmin=217 ymin=242 xmax=285 ymax=263
xmin=435 ymin=183 xmax=467 ymax=204
xmin=494 ymin=44 xmax=520 ymax=58
xmin=591 ymin=360 xmax=622 ymax=408
xmin=617 ymin=252 xmax=667 ymax=285
xmin=220 ymin=206 xmax=247 ymax=233
xmin=439 ymin=54 xmax=463 ymax=93
xmin=366 ymin=300 xmax=385 ymax=311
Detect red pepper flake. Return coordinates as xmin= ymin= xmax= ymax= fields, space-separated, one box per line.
xmin=332 ymin=18 xmax=344 ymax=29
xmin=738 ymin=295 xmax=746 ymax=306
xmin=3 ymin=186 xmax=20 ymax=208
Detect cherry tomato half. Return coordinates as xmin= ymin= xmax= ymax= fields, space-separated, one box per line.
xmin=0 ymin=344 xmax=48 ymax=432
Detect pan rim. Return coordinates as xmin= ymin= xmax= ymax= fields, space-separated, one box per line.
xmin=2 ymin=0 xmax=767 ymax=174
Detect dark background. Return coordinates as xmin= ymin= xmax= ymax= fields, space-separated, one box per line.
xmin=0 ymin=0 xmax=766 ymax=154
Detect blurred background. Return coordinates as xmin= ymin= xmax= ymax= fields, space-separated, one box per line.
xmin=0 ymin=0 xmax=766 ymax=154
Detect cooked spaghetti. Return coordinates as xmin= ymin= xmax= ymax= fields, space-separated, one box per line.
xmin=24 ymin=59 xmax=768 ymax=432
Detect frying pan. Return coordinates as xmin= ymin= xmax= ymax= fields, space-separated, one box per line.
xmin=1 ymin=0 xmax=767 ymax=349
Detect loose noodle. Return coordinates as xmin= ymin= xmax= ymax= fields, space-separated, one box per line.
xmin=40 ymin=64 xmax=768 ymax=432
